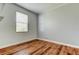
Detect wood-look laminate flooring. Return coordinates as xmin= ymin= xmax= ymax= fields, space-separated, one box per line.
xmin=0 ymin=39 xmax=79 ymax=55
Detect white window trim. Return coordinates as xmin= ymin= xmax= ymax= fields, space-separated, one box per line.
xmin=16 ymin=11 xmax=28 ymax=32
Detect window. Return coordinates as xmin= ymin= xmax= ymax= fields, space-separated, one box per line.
xmin=16 ymin=11 xmax=28 ymax=32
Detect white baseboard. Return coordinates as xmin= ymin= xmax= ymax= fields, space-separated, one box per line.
xmin=0 ymin=38 xmax=79 ymax=49
xmin=0 ymin=38 xmax=36 ymax=49
xmin=38 ymin=38 xmax=79 ymax=48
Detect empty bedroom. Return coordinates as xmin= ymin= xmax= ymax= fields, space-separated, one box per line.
xmin=0 ymin=3 xmax=79 ymax=55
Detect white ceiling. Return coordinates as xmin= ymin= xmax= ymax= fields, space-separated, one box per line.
xmin=17 ymin=3 xmax=67 ymax=14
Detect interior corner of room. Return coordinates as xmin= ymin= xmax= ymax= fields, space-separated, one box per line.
xmin=0 ymin=3 xmax=79 ymax=55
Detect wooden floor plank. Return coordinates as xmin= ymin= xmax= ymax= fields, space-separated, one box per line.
xmin=0 ymin=39 xmax=79 ymax=55
xmin=26 ymin=41 xmax=46 ymax=54
xmin=32 ymin=43 xmax=52 ymax=55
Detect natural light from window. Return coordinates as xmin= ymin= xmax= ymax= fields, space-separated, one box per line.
xmin=16 ymin=11 xmax=28 ymax=32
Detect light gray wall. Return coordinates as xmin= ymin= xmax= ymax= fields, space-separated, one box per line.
xmin=38 ymin=4 xmax=79 ymax=46
xmin=0 ymin=3 xmax=38 ymax=46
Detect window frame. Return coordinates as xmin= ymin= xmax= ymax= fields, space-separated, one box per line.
xmin=16 ymin=11 xmax=28 ymax=32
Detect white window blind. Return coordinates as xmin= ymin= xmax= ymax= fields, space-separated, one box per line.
xmin=16 ymin=12 xmax=28 ymax=32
